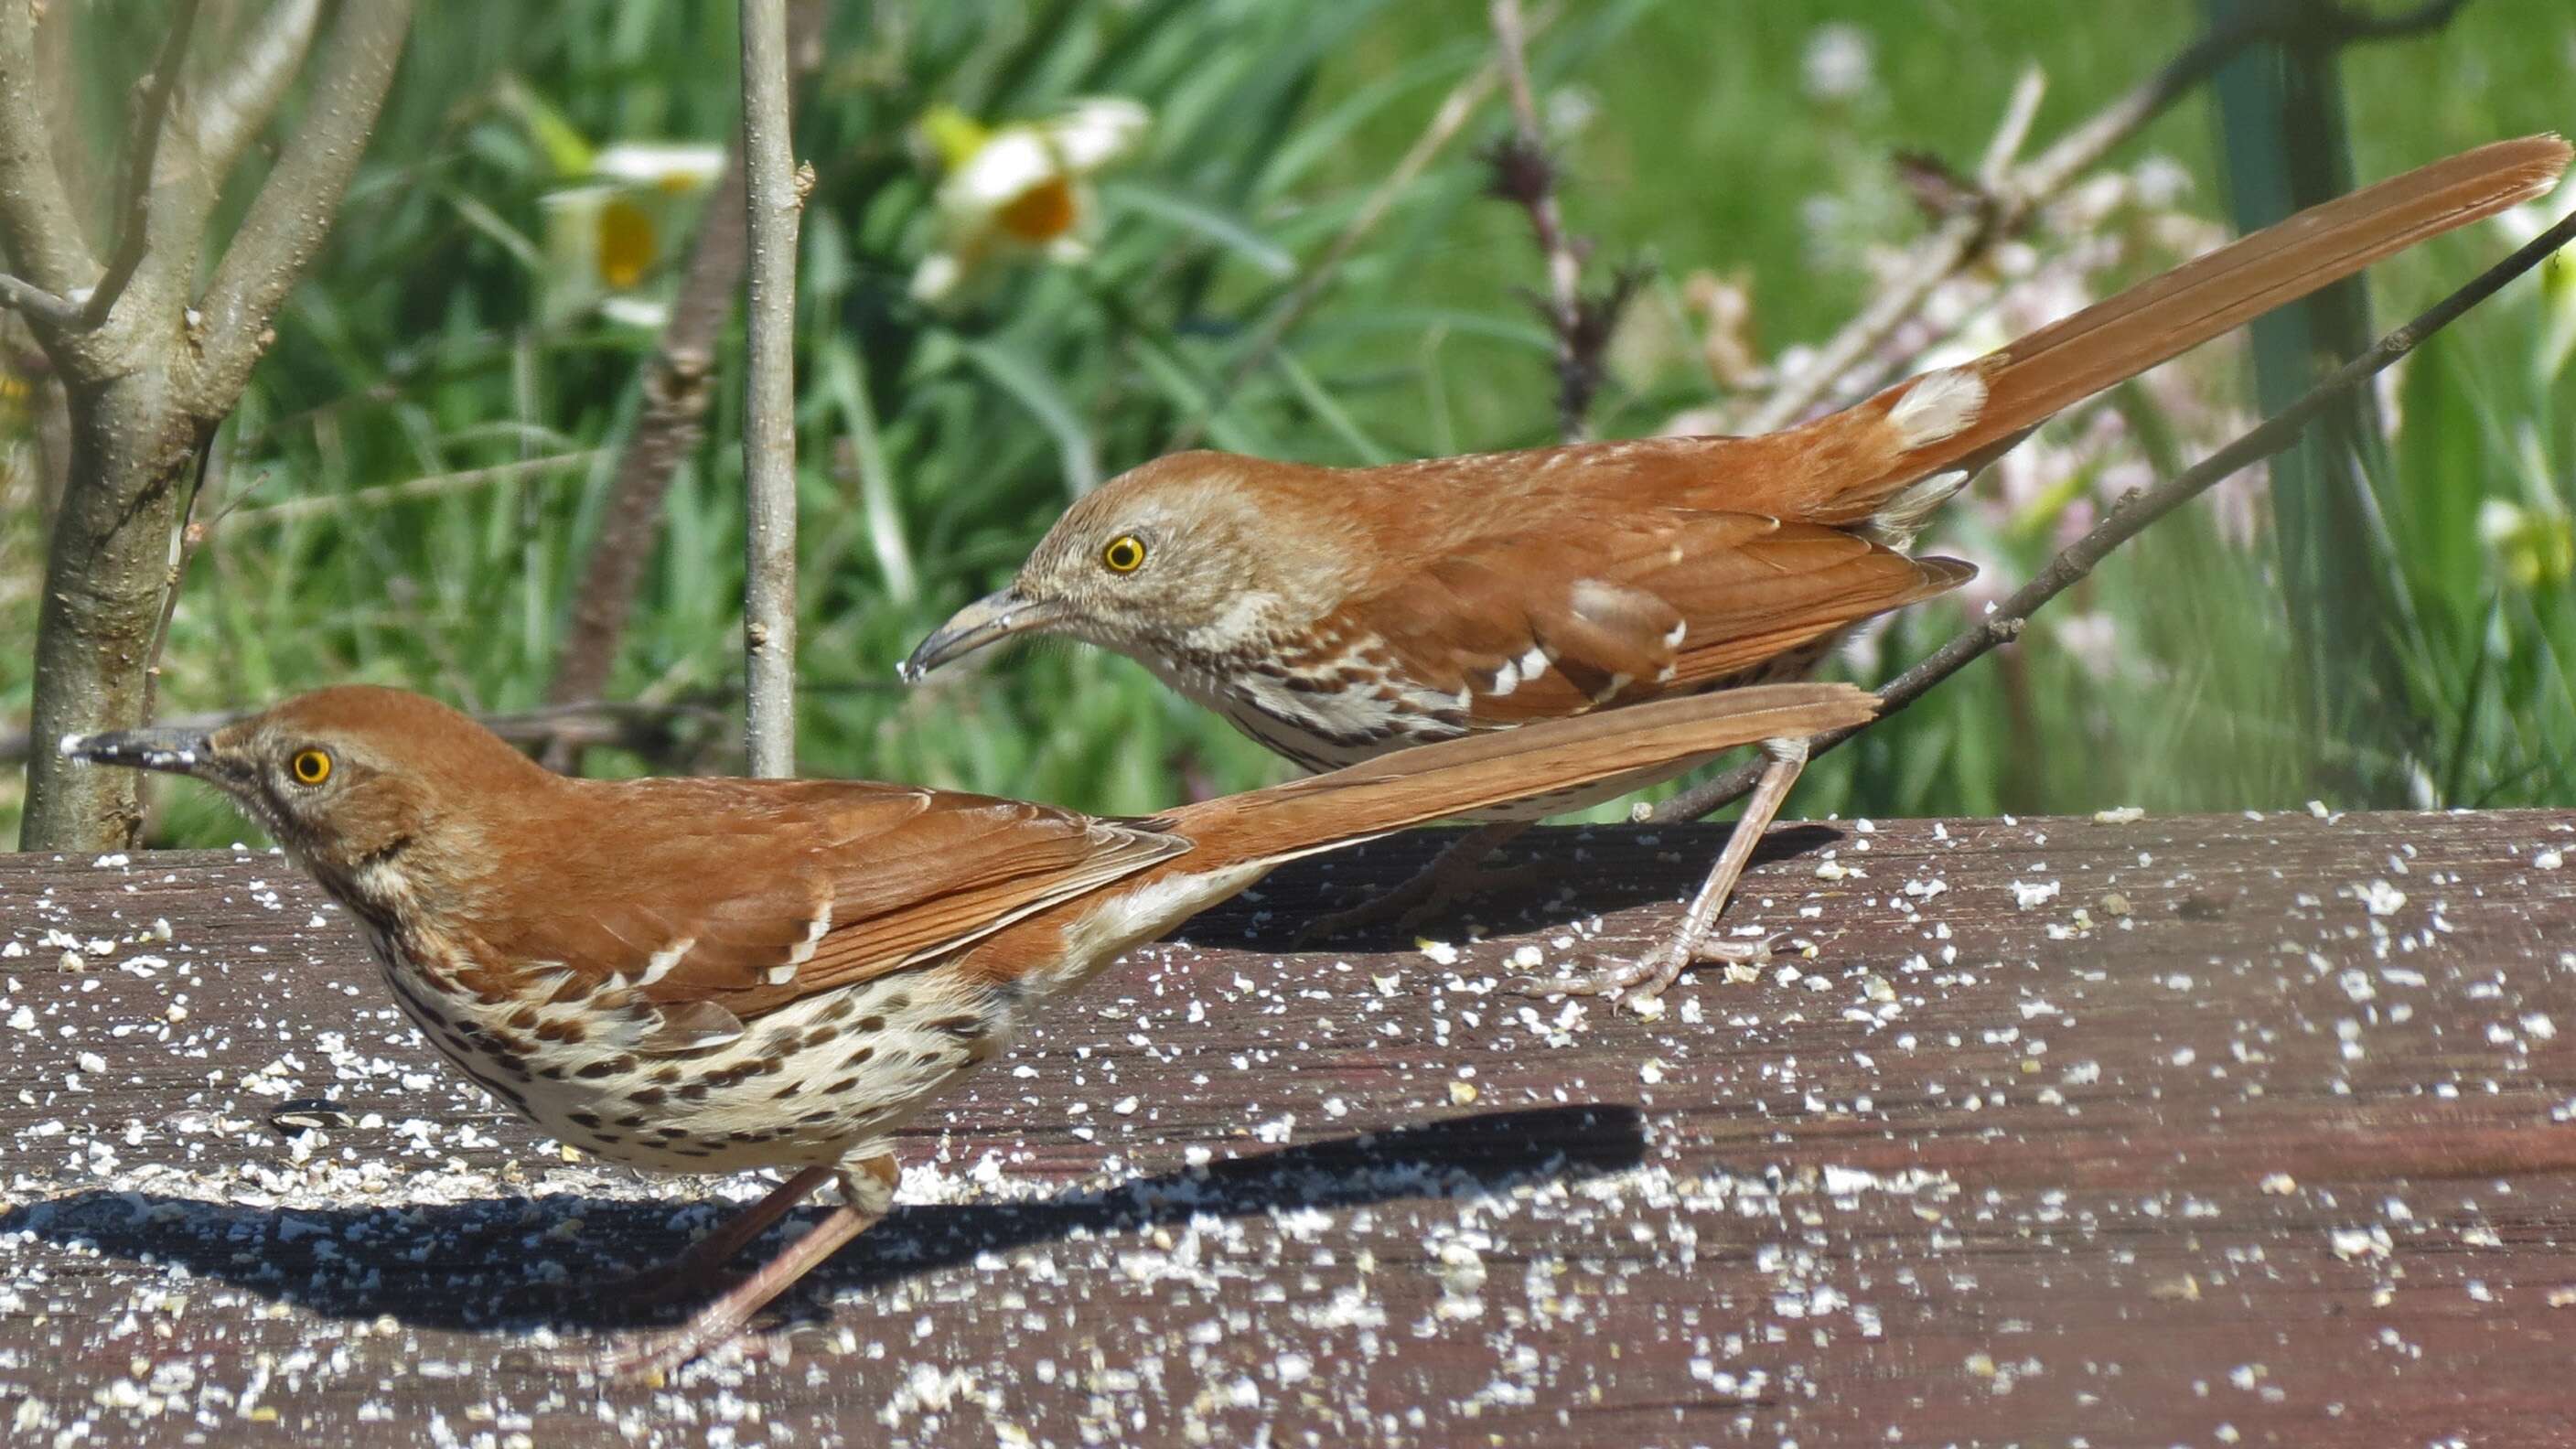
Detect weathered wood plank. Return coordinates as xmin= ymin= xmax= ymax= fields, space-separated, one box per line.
xmin=1 ymin=808 xmax=2571 ymax=1446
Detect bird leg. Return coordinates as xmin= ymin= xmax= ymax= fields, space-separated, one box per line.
xmin=1518 ymin=736 xmax=1808 ymax=1004
xmin=599 ymin=1165 xmax=834 ymax=1307
xmin=588 ymin=1154 xmax=898 ymax=1379
xmin=1295 ymin=821 xmax=1539 ymax=945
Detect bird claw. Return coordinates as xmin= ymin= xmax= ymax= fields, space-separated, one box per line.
xmin=539 ymin=1320 xmax=754 ymax=1382
xmin=1513 ymin=932 xmax=1775 ymax=1007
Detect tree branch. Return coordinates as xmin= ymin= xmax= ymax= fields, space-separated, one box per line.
xmin=1653 ymin=203 xmax=2576 ymax=824
xmin=0 ymin=271 xmax=85 ymax=327
xmin=83 ymin=0 xmax=206 ymax=330
xmin=0 ymin=0 xmax=101 ymax=296
xmin=738 ymin=0 xmax=803 ymax=778
xmin=190 ymin=0 xmax=414 ymax=405
xmin=194 ymin=0 xmax=327 ymax=185
xmin=1487 ymin=0 xmax=1607 ymax=442
xmin=543 ymin=0 xmax=824 ymax=776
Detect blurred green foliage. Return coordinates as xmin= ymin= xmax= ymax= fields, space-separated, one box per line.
xmin=5 ymin=0 xmax=2572 ymax=849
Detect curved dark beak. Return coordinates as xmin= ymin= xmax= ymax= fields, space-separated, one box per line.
xmin=59 ymin=725 xmax=220 ymax=778
xmin=900 ymin=586 xmax=1067 ymax=682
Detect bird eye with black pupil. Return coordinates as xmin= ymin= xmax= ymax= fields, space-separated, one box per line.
xmin=1101 ymin=534 xmax=1147 ymax=574
xmin=290 ymin=748 xmax=333 ymax=786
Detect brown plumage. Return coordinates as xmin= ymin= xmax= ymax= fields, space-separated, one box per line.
xmin=60 ymin=679 xmax=1874 ymax=1373
xmin=906 ymin=134 xmax=2572 ymax=993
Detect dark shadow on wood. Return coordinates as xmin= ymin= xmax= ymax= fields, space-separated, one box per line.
xmin=1182 ymin=821 xmax=1849 ymax=951
xmin=0 ymin=1105 xmax=1645 ymax=1335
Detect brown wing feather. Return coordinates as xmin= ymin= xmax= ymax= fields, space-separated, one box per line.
xmin=1339 ymin=510 xmax=1970 ymax=724
xmin=481 ymin=779 xmax=1187 ymax=1040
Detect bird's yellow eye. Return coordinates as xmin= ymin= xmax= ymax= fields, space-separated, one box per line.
xmin=290 ymin=749 xmax=333 ymax=786
xmin=1100 ymin=534 xmax=1146 ymax=574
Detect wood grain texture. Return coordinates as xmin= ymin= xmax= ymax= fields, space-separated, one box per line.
xmin=1 ymin=808 xmax=2571 ymax=1446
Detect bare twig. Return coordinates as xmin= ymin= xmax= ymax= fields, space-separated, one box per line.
xmin=140 ymin=428 xmax=220 ymax=727
xmin=0 ymin=273 xmax=83 ymax=327
xmin=544 ymin=0 xmax=825 ymax=773
xmin=83 ymin=0 xmax=204 ymax=330
xmin=738 ymin=0 xmax=802 ymax=778
xmin=1653 ymin=205 xmax=2576 ymax=823
xmin=192 ymin=2 xmax=415 ymax=403
xmin=1167 ymin=4 xmax=1560 ymax=454
xmin=1744 ymin=0 xmax=2465 ymax=435
xmin=219 ymin=450 xmax=608 ymax=527
xmin=1487 ymin=0 xmax=1605 ymax=440
xmin=193 ymin=0 xmax=326 ymax=184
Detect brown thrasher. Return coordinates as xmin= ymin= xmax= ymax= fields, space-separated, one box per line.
xmin=904 ymin=134 xmax=2571 ymax=998
xmin=60 ymin=680 xmax=1873 ymax=1373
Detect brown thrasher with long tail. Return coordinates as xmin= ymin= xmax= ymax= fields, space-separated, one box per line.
xmin=60 ymin=680 xmax=1873 ymax=1374
xmin=903 ymin=134 xmax=2571 ymax=999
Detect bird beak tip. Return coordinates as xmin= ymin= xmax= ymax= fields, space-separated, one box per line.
xmin=59 ymin=726 xmax=219 ymax=776
xmin=902 ymin=587 xmax=1058 ymax=682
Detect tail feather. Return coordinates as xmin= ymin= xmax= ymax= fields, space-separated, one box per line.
xmin=1805 ymin=133 xmax=2571 ymax=524
xmin=1169 ymin=682 xmax=1878 ymax=867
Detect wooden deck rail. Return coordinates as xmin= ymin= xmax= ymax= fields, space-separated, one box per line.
xmin=2 ymin=807 xmax=2571 ymax=1445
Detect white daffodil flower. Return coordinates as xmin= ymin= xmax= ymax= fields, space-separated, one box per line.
xmin=541 ymin=142 xmax=728 ymax=327
xmin=909 ymin=97 xmax=1150 ymax=304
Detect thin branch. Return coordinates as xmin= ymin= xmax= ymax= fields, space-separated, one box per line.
xmin=1166 ymin=3 xmax=1560 ymax=454
xmin=1653 ymin=204 xmax=2576 ymax=824
xmin=194 ymin=0 xmax=327 ymax=184
xmin=0 ymin=272 xmax=84 ymax=327
xmin=1743 ymin=0 xmax=2463 ymax=435
xmin=738 ymin=0 xmax=802 ymax=778
xmin=0 ymin=1 xmax=100 ymax=295
xmin=83 ymin=0 xmax=206 ymax=329
xmin=191 ymin=1 xmax=415 ymax=405
xmin=218 ymin=450 xmax=608 ymax=527
xmin=543 ymin=0 xmax=825 ymax=770
xmin=140 ymin=427 xmax=220 ymax=727
xmin=1487 ymin=0 xmax=1599 ymax=441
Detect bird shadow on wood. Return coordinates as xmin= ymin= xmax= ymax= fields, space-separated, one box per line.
xmin=1185 ymin=821 xmax=1848 ymax=953
xmin=0 ymin=1104 xmax=1645 ymax=1336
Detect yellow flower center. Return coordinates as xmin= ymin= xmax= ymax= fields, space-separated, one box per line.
xmin=995 ymin=177 xmax=1079 ymax=243
xmin=596 ymin=198 xmax=659 ymax=289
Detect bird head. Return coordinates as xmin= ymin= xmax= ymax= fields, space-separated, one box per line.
xmin=903 ymin=451 xmax=1358 ymax=682
xmin=59 ymin=686 xmax=542 ymax=915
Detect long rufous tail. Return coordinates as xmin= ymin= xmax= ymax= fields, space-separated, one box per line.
xmin=1799 ymin=133 xmax=2571 ymax=524
xmin=1168 ymin=682 xmax=1877 ymax=865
